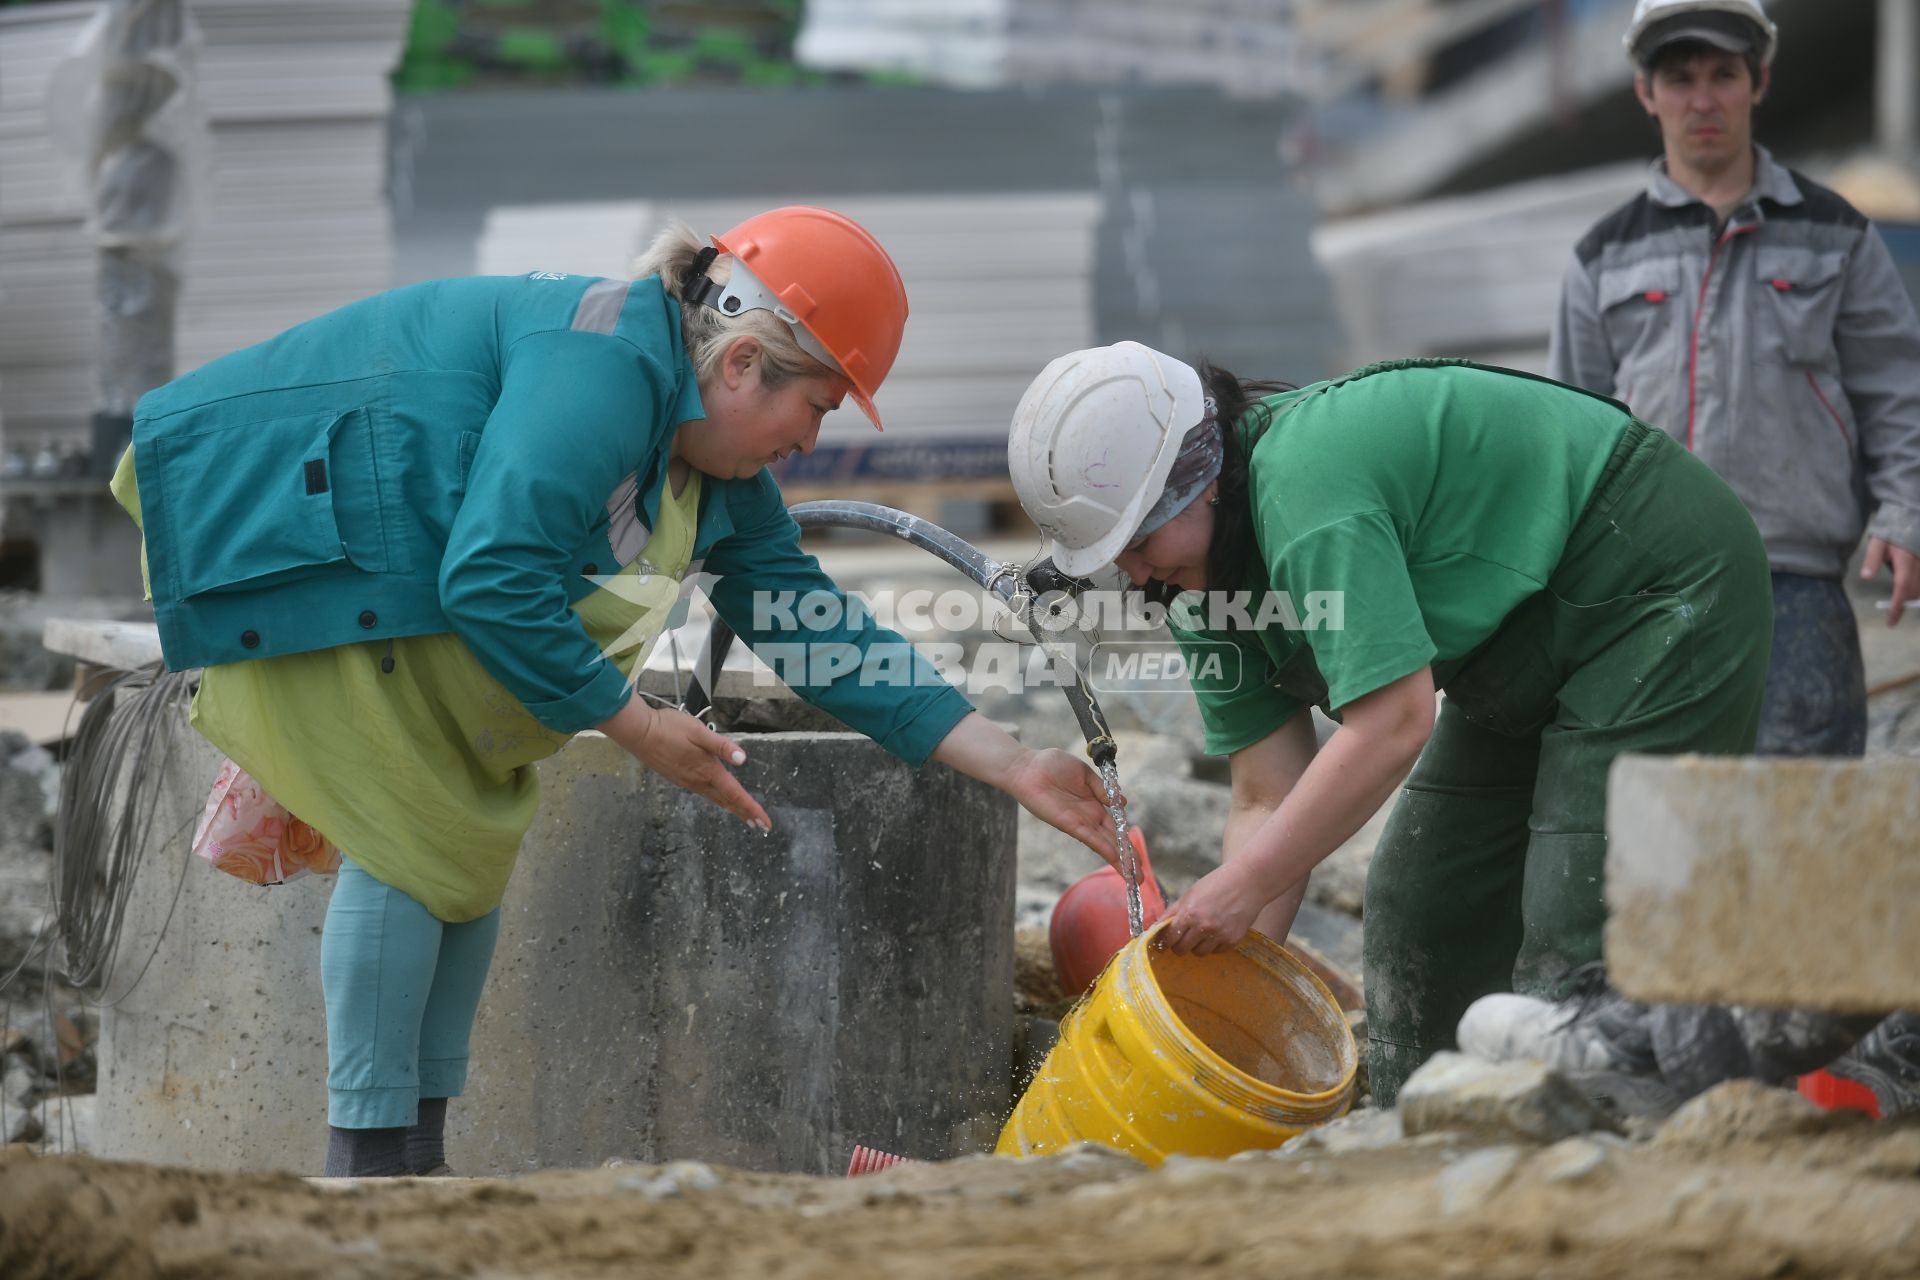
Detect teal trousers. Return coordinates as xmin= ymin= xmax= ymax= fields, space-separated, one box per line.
xmin=1363 ymin=421 xmax=1772 ymax=1105
xmin=320 ymin=858 xmax=501 ymax=1128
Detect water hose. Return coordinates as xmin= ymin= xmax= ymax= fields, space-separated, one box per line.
xmin=681 ymin=500 xmax=1117 ymax=767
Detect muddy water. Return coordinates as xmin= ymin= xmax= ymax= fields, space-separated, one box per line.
xmin=1149 ymin=945 xmax=1349 ymax=1093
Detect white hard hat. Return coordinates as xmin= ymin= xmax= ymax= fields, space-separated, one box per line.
xmin=1625 ymin=0 xmax=1777 ymax=67
xmin=1007 ymin=341 xmax=1208 ymax=578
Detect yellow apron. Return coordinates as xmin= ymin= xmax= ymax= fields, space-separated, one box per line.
xmin=113 ymin=448 xmax=701 ymax=922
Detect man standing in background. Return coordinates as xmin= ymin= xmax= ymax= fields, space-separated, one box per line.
xmin=1483 ymin=0 xmax=1920 ymax=1114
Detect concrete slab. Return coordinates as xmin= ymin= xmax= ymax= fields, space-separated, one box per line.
xmin=40 ymin=618 xmax=165 ymax=671
xmin=1606 ymin=754 xmax=1920 ymax=1011
xmin=95 ymin=706 xmax=1017 ymax=1177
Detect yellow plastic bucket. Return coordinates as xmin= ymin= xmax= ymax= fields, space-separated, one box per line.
xmin=997 ymin=923 xmax=1357 ymax=1164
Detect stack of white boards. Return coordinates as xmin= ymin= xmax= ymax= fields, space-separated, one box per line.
xmin=795 ymin=0 xmax=1301 ymax=97
xmin=0 ymin=1 xmax=96 ymax=452
xmin=0 ymin=0 xmax=410 ymax=457
xmin=1309 ymin=163 xmax=1645 ymax=372
xmin=474 ymin=191 xmax=1101 ymax=454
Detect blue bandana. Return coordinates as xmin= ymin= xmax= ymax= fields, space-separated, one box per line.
xmin=1128 ymin=406 xmax=1221 ymax=544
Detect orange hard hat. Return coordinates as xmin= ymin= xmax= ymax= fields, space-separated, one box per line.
xmin=699 ymin=205 xmax=908 ymax=431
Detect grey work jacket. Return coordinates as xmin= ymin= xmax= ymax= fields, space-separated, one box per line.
xmin=1550 ymin=147 xmax=1920 ymax=577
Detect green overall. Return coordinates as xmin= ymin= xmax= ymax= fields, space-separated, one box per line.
xmin=1169 ymin=360 xmax=1772 ymax=1104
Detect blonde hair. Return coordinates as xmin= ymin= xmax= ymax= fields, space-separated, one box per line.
xmin=633 ymin=221 xmax=832 ymax=391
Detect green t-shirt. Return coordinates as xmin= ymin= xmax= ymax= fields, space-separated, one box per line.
xmin=1169 ymin=359 xmax=1629 ymax=755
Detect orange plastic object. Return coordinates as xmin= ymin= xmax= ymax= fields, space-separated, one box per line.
xmin=1797 ymin=1069 xmax=1881 ymax=1118
xmin=846 ymin=1145 xmax=917 ymax=1176
xmin=712 ymin=206 xmax=908 ymax=430
xmin=1049 ymin=827 xmax=1167 ymax=996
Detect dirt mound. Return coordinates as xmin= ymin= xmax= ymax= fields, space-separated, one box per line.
xmin=6 ymin=1110 xmax=1919 ymax=1280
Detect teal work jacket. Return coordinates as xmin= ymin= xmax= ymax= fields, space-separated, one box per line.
xmin=131 ymin=272 xmax=973 ymax=763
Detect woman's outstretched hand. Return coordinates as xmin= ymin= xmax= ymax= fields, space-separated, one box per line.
xmin=1006 ymin=746 xmax=1125 ymax=868
xmin=930 ymin=714 xmax=1123 ymax=866
xmin=597 ymin=696 xmax=772 ymax=831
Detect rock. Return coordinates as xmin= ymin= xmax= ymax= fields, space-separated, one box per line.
xmin=1156 ymin=1154 xmax=1235 ymax=1187
xmin=10 ymin=1009 xmax=91 ymax=1084
xmin=1855 ymin=1128 xmax=1920 ymax=1180
xmin=1012 ymin=926 xmax=1068 ymax=1014
xmin=1652 ymin=1080 xmax=1837 ymax=1153
xmin=34 ymin=1094 xmax=96 ymax=1152
xmin=1014 ymin=884 xmax=1062 ymax=932
xmin=1436 ymin=1145 xmax=1524 ymax=1217
xmin=1400 ymin=1052 xmax=1623 ymax=1144
xmin=619 ymin=1160 xmax=722 ymax=1200
xmin=1533 ymin=1135 xmax=1615 ymax=1183
xmin=1866 ymin=682 xmax=1920 ymax=758
xmin=0 ymin=857 xmax=50 ymax=980
xmin=1049 ymin=1142 xmax=1147 ymax=1175
xmin=3 ymin=1098 xmax=39 ymax=1145
xmin=3 ymin=1054 xmax=39 ymax=1108
xmin=0 ymin=754 xmax=52 ymax=855
xmin=0 ymin=732 xmax=58 ymax=978
xmin=1 ymin=989 xmax=91 ymax=1065
xmin=4 ymin=738 xmax=60 ymax=820
xmin=1278 ymin=1106 xmax=1404 ymax=1156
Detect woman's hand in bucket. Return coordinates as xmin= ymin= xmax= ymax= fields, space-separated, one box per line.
xmin=1159 ymin=862 xmax=1264 ymax=956
xmin=1006 ymin=747 xmax=1124 ymax=867
xmin=598 ymin=697 xmax=772 ymax=831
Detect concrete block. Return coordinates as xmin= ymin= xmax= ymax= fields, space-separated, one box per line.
xmin=95 ymin=708 xmax=1017 ymax=1177
xmin=1399 ymin=1053 xmax=1619 ymax=1144
xmin=40 ymin=619 xmax=165 ymax=672
xmin=459 ymin=729 xmax=1016 ymax=1176
xmin=1606 ymin=755 xmax=1920 ymax=1011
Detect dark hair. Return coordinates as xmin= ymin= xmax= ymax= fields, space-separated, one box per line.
xmin=1642 ymin=36 xmax=1763 ymax=88
xmin=1199 ymin=359 xmax=1295 ymax=600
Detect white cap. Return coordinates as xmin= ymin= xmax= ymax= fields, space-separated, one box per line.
xmin=1625 ymin=0 xmax=1777 ymax=67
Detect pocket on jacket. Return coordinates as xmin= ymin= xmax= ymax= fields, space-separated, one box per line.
xmin=452 ymin=430 xmax=481 ymax=494
xmin=1754 ymin=247 xmax=1848 ymax=366
xmin=154 ymin=408 xmax=381 ymax=598
xmin=1597 ymin=257 xmax=1682 ymax=363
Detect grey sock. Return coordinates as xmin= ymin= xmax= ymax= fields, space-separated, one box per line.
xmin=325 ymin=1124 xmax=411 ymax=1177
xmin=406 ymin=1097 xmax=449 ymax=1174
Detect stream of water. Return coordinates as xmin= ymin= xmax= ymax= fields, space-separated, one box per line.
xmin=1098 ymin=760 xmax=1143 ymax=937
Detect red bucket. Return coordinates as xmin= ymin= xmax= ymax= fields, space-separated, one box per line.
xmin=1049 ymin=828 xmax=1166 ymax=997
